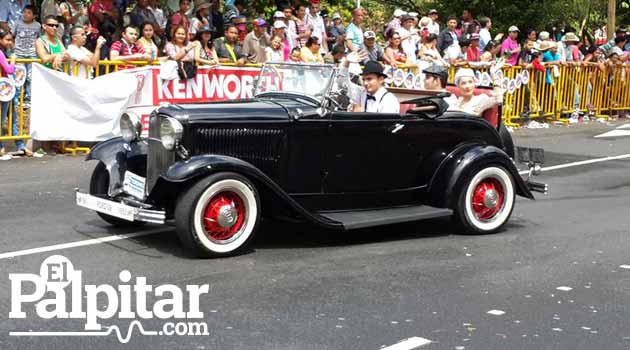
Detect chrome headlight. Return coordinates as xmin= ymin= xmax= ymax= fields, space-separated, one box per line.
xmin=120 ymin=112 xmax=142 ymax=143
xmin=159 ymin=117 xmax=183 ymax=150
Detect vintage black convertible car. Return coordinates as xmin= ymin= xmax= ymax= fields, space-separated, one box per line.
xmin=76 ymin=63 xmax=545 ymax=257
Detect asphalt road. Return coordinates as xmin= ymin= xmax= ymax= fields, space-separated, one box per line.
xmin=1 ymin=121 xmax=630 ymax=349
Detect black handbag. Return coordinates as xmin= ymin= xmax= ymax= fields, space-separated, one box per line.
xmin=177 ymin=61 xmax=197 ymax=80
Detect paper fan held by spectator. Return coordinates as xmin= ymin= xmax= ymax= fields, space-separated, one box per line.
xmin=13 ymin=65 xmax=27 ymax=87
xmin=414 ymin=74 xmax=423 ymax=89
xmin=521 ymin=70 xmax=530 ymax=84
xmin=515 ymin=74 xmax=523 ymax=88
xmin=404 ymin=72 xmax=415 ymax=88
xmin=0 ymin=78 xmax=16 ymax=102
xmin=384 ymin=66 xmax=394 ymax=84
xmin=393 ymin=68 xmax=405 ymax=86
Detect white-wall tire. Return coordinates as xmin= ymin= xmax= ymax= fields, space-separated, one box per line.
xmin=175 ymin=173 xmax=260 ymax=257
xmin=453 ymin=165 xmax=515 ymax=234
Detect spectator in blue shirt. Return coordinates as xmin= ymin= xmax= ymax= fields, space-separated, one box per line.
xmin=0 ymin=0 xmax=31 ymax=33
xmin=345 ymin=8 xmax=364 ymax=52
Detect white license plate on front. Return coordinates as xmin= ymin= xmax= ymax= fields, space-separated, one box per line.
xmin=76 ymin=192 xmax=136 ymax=221
xmin=123 ymin=171 xmax=146 ymax=200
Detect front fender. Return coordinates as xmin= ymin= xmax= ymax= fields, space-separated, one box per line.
xmin=86 ymin=137 xmax=147 ymax=197
xmin=164 ymin=154 xmax=262 ymax=182
xmin=428 ymin=144 xmax=533 ymax=208
xmin=161 ymin=155 xmax=344 ymax=230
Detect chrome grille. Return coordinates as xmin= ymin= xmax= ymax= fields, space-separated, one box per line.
xmin=147 ymin=114 xmax=175 ymax=193
xmin=183 ymin=126 xmax=286 ymax=180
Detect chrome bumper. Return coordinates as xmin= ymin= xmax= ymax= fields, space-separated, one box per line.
xmin=75 ymin=190 xmax=166 ymax=224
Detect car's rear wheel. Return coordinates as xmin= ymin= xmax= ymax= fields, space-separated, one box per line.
xmin=175 ymin=172 xmax=260 ymax=258
xmin=89 ymin=162 xmax=145 ymax=227
xmin=452 ymin=165 xmax=515 ymax=234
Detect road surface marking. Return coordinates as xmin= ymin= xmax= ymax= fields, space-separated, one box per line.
xmin=595 ymin=123 xmax=630 ymax=137
xmin=381 ymin=337 xmax=432 ymax=350
xmin=487 ymin=309 xmax=506 ymax=315
xmin=594 ymin=129 xmax=630 ymax=138
xmin=0 ymin=228 xmax=170 ymax=260
xmin=518 ymin=153 xmax=630 ymax=175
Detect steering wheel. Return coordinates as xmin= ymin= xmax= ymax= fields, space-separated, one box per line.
xmin=323 ymin=95 xmax=341 ymax=110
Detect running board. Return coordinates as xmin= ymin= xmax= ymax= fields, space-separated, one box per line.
xmin=318 ymin=205 xmax=453 ymax=230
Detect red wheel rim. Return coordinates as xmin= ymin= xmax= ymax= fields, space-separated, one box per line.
xmin=202 ymin=191 xmax=246 ymax=241
xmin=471 ymin=178 xmax=505 ymax=221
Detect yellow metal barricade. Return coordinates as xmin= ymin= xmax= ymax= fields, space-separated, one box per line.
xmin=4 ymin=58 xmax=630 ymax=154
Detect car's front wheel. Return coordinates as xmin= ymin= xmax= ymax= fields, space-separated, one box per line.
xmin=175 ymin=172 xmax=261 ymax=258
xmin=452 ymin=165 xmax=515 ymax=234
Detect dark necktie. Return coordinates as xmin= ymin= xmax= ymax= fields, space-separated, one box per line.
xmin=366 ymin=95 xmax=376 ymax=101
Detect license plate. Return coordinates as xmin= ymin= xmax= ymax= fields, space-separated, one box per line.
xmin=123 ymin=171 xmax=146 ymax=200
xmin=76 ymin=192 xmax=136 ymax=221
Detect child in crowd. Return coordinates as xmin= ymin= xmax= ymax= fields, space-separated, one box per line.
xmin=0 ymin=31 xmax=32 ymax=156
xmin=289 ymin=47 xmax=302 ymax=62
xmin=11 ymin=5 xmax=40 ymax=107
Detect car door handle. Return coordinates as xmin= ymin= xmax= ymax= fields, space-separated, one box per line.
xmin=390 ymin=123 xmax=405 ymax=134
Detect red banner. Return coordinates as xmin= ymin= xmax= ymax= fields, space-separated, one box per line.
xmin=151 ymin=66 xmax=262 ymax=104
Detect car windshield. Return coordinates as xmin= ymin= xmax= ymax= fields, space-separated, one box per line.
xmin=254 ymin=62 xmax=336 ymax=102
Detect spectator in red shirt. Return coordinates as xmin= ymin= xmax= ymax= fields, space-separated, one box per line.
xmin=169 ymin=0 xmax=191 ymax=37
xmin=89 ymin=0 xmax=118 ymax=31
xmin=467 ymin=33 xmax=481 ymax=61
xmin=110 ymin=25 xmax=150 ymax=69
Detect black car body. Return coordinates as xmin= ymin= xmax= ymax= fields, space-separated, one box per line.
xmin=76 ymin=63 xmax=544 ymax=257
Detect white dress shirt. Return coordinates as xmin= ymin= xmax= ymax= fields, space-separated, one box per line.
xmin=337 ymin=64 xmax=400 ymax=113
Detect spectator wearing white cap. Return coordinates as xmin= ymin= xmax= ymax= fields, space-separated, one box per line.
xmin=272 ymin=20 xmax=291 ymax=60
xmin=270 ymin=10 xmax=285 ymax=34
xmin=427 ymin=9 xmax=439 ymax=35
xmin=360 ymin=30 xmax=384 ymax=64
xmin=326 ymin=12 xmax=345 ymax=51
xmin=500 ymin=25 xmax=521 ymax=65
xmin=537 ymin=31 xmax=550 ymax=45
xmin=408 ymin=12 xmax=419 ymax=27
xmin=562 ymin=32 xmax=583 ymax=63
xmin=418 ymin=16 xmax=432 ymax=42
xmin=385 ymin=8 xmax=405 ymax=39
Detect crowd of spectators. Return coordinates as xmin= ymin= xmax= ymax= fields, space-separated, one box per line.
xmin=0 ymin=0 xmax=628 ymax=155
xmin=0 ymin=0 xmax=627 ymax=77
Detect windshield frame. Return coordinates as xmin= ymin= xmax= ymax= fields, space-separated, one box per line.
xmin=254 ymin=62 xmax=337 ymax=104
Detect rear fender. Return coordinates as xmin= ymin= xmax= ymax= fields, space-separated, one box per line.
xmin=85 ymin=137 xmax=147 ymax=197
xmin=428 ymin=144 xmax=533 ymax=208
xmin=160 ymin=155 xmax=344 ymax=230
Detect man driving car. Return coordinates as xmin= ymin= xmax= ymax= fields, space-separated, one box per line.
xmin=339 ymin=55 xmax=400 ymax=113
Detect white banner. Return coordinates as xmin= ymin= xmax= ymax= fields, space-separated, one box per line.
xmin=30 ymin=64 xmax=149 ymax=141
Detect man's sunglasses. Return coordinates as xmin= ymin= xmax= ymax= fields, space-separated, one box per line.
xmin=46 ymin=23 xmax=59 ymax=27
